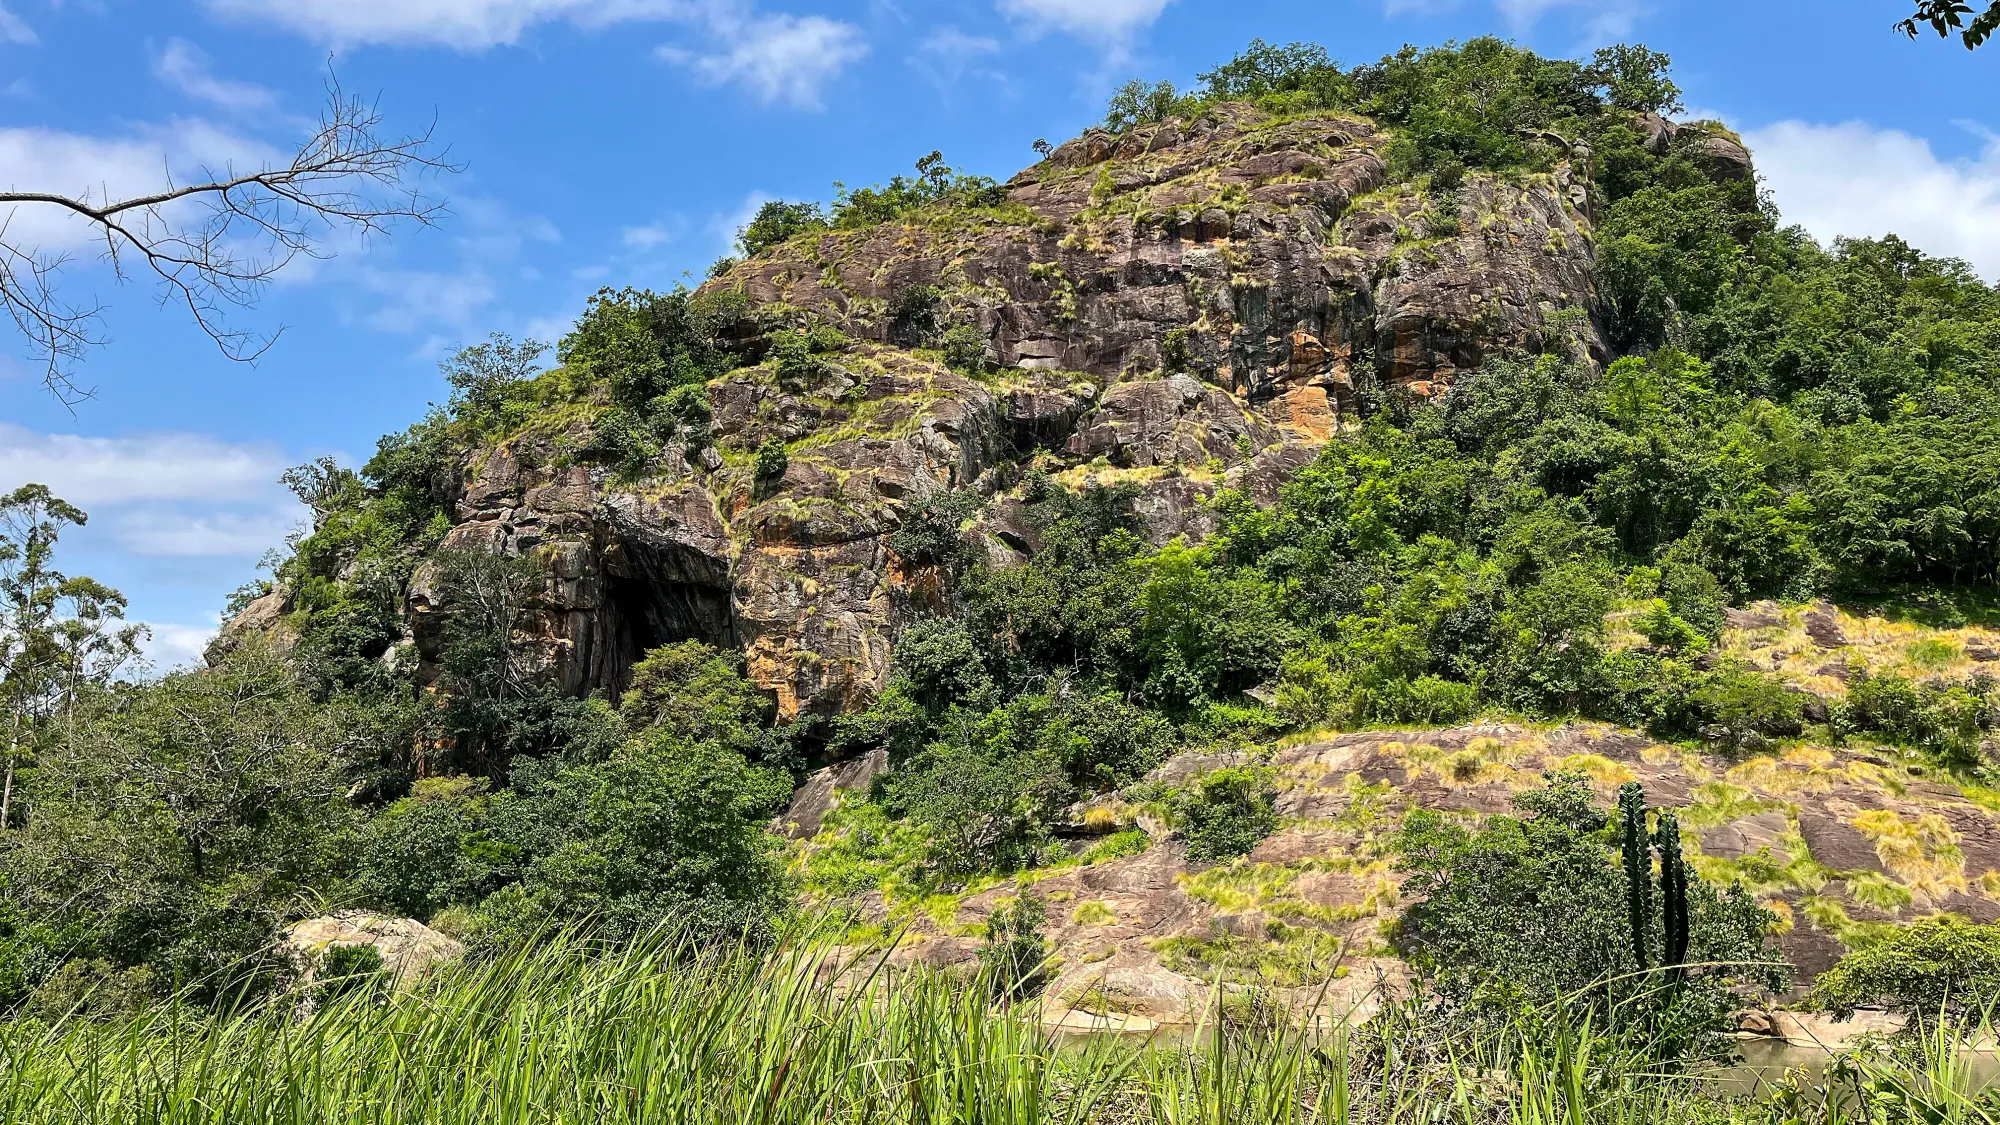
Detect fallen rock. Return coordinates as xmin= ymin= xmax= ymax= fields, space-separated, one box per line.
xmin=776 ymin=749 xmax=889 ymax=839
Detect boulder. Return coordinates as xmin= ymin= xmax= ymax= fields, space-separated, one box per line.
xmin=1804 ymin=601 xmax=1847 ymax=648
xmin=775 ymin=749 xmax=889 ymax=839
xmin=280 ymin=912 xmax=462 ymax=990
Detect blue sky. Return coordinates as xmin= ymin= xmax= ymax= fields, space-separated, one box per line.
xmin=2 ymin=0 xmax=1997 ymax=670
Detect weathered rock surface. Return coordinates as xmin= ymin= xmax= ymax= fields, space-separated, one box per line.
xmin=280 ymin=911 xmax=463 ymax=988
xmin=777 ymin=749 xmax=889 ymax=839
xmin=218 ymin=104 xmax=1734 ymax=722
xmin=817 ymin=721 xmax=2000 ymax=1019
xmin=717 ymin=103 xmax=1605 ymax=403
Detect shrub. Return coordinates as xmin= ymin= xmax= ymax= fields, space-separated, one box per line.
xmin=978 ymin=895 xmax=1049 ymax=1001
xmin=736 ymin=200 xmax=829 ymax=257
xmin=619 ymin=640 xmax=769 ymax=753
xmin=1394 ymin=773 xmax=1782 ymax=1055
xmin=754 ymin=440 xmax=790 ymax=481
xmin=887 ymin=284 xmax=940 ymax=347
xmin=887 ymin=490 xmax=978 ymax=570
xmin=939 ymin=324 xmax=993 ymax=375
xmin=1809 ymin=916 xmax=2000 ymax=1031
xmin=1170 ymin=767 xmax=1278 ymax=864
xmin=358 ymin=777 xmax=507 ymax=921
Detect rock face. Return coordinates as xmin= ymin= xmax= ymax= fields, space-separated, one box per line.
xmin=221 ymin=102 xmax=1688 ymax=722
xmin=846 ymin=721 xmax=2000 ymax=1019
xmin=719 ymin=103 xmax=1605 ymax=406
xmin=280 ymin=912 xmax=463 ymax=988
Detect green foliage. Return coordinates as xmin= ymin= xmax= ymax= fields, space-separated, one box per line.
xmin=559 ymin=286 xmax=745 ymax=414
xmin=1169 ymin=767 xmax=1278 ymax=865
xmin=831 ymin=151 xmax=1002 ymax=230
xmin=735 ymin=199 xmax=829 ymax=257
xmin=1836 ymin=669 xmax=1995 ymax=768
xmin=0 ymin=930 xmax=1961 ymax=1125
xmin=619 ymin=641 xmax=769 ymax=754
xmin=888 ymin=491 xmax=979 ymax=570
xmin=754 ymin=439 xmax=789 ymax=481
xmin=476 ymin=731 xmax=791 ymax=946
xmin=358 ymin=777 xmax=507 ymax=921
xmin=3 ymin=643 xmax=406 ymax=1005
xmin=1102 ymin=79 xmax=1196 ymax=132
xmin=1809 ymin=915 xmax=2000 ymax=1029
xmin=874 ymin=686 xmax=1174 ymax=879
xmin=938 ymin=324 xmax=993 ymax=375
xmin=1394 ymin=773 xmax=1783 ymax=1055
xmin=978 ymin=894 xmax=1049 ymax=1001
xmin=314 ymin=944 xmax=386 ymax=1007
xmin=1901 ymin=0 xmax=2000 ymax=48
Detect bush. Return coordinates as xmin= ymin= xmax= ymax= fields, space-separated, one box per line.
xmin=736 ymin=200 xmax=829 ymax=257
xmin=1394 ymin=773 xmax=1782 ymax=1055
xmin=887 ymin=490 xmax=978 ymax=570
xmin=358 ymin=777 xmax=507 ymax=921
xmin=754 ymin=440 xmax=789 ymax=481
xmin=939 ymin=324 xmax=992 ymax=375
xmin=1809 ymin=916 xmax=2000 ymax=1031
xmin=978 ymin=895 xmax=1049 ymax=1001
xmin=478 ymin=732 xmax=792 ymax=947
xmin=1170 ymin=767 xmax=1278 ymax=864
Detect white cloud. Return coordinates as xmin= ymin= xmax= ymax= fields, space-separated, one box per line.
xmin=1747 ymin=119 xmax=2000 ymax=282
xmin=112 ymin=509 xmax=302 ymax=557
xmin=136 ymin=622 xmax=218 ymax=674
xmin=997 ymin=0 xmax=1173 ymax=39
xmin=201 ymin=0 xmax=684 ymax=50
xmin=622 ymin=223 xmax=677 ymax=250
xmin=0 ymin=120 xmax=274 ymax=250
xmin=660 ymin=10 xmax=868 ymax=108
xmin=358 ymin=266 xmax=500 ymax=332
xmin=0 ymin=423 xmax=289 ymax=507
xmin=911 ymin=27 xmax=1003 ymax=90
xmin=0 ymin=423 xmax=306 ymax=559
xmin=153 ymin=38 xmax=278 ymax=113
xmin=0 ymin=4 xmax=35 ymax=45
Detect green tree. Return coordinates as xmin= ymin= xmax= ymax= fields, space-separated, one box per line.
xmin=1900 ymin=1 xmax=2000 ymax=47
xmin=480 ymin=730 xmax=791 ymax=944
xmin=3 ymin=643 xmax=396 ymax=1003
xmin=1809 ymin=916 xmax=2000 ymax=1029
xmin=735 ymin=200 xmax=830 ymax=257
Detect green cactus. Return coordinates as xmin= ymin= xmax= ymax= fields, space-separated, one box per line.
xmin=1618 ymin=782 xmax=1653 ymax=973
xmin=1656 ymin=810 xmax=1690 ymax=982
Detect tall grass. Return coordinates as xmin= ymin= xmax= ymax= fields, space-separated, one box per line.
xmin=0 ymin=932 xmax=1987 ymax=1124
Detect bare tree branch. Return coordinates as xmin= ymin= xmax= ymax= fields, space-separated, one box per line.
xmin=0 ymin=68 xmax=459 ymax=407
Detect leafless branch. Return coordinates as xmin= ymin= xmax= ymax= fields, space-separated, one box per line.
xmin=0 ymin=68 xmax=460 ymax=407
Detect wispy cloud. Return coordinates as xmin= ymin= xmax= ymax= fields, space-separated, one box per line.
xmin=0 ymin=4 xmax=35 ymax=46
xmin=657 ymin=7 xmax=869 ymax=109
xmin=996 ymin=0 xmax=1174 ymax=41
xmin=0 ymin=120 xmax=275 ymax=250
xmin=153 ymin=38 xmax=279 ymax=113
xmin=202 ymin=0 xmax=682 ymax=50
xmin=0 ymin=423 xmax=306 ymax=560
xmin=911 ymin=27 xmax=1005 ymax=92
xmin=202 ymin=0 xmax=870 ymax=107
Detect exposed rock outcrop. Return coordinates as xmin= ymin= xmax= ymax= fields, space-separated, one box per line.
xmin=220 ymin=103 xmax=1732 ymax=722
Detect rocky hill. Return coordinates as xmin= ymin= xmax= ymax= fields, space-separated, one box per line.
xmin=211 ymin=39 xmax=2000 ymax=1028
xmin=223 ymin=100 xmax=1613 ymax=721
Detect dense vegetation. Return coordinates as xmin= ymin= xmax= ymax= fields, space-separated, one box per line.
xmin=1 ymin=36 xmax=1998 ymax=1083
xmin=2 ymin=930 xmax=1995 ymax=1125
